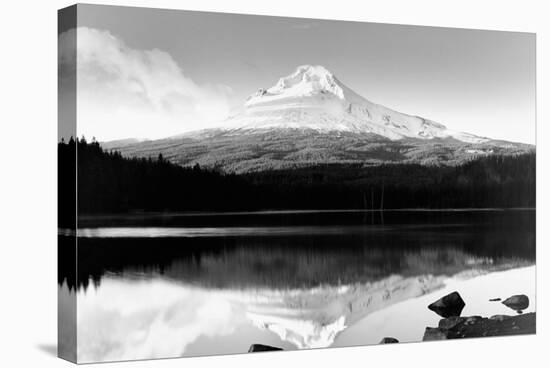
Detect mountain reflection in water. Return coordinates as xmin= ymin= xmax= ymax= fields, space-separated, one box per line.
xmin=58 ymin=210 xmax=535 ymax=362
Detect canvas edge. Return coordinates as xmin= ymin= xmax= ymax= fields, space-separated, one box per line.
xmin=58 ymin=3 xmax=78 ymax=364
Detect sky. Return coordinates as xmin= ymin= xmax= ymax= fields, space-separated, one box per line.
xmin=59 ymin=4 xmax=536 ymax=143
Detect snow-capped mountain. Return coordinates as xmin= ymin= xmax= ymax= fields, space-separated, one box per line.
xmin=215 ymin=65 xmax=487 ymax=143
xmin=102 ymin=65 xmax=533 ymax=173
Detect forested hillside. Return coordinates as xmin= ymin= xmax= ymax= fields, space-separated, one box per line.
xmin=58 ymin=137 xmax=535 ymax=226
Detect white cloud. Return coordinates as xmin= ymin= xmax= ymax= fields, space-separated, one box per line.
xmin=59 ymin=27 xmax=232 ymax=141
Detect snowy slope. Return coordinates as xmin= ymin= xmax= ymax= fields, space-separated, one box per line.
xmin=213 ymin=65 xmax=488 ymax=143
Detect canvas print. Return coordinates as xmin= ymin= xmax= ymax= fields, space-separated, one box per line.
xmin=58 ymin=4 xmax=536 ymax=364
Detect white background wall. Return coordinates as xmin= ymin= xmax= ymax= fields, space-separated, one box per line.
xmin=0 ymin=0 xmax=547 ymax=367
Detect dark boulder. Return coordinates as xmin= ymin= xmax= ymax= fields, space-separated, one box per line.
xmin=248 ymin=344 xmax=283 ymax=353
xmin=438 ymin=316 xmax=465 ymax=330
xmin=463 ymin=316 xmax=483 ymax=326
xmin=423 ymin=327 xmax=449 ymax=341
xmin=379 ymin=337 xmax=399 ymax=344
xmin=489 ymin=298 xmax=502 ymax=302
xmin=423 ymin=313 xmax=535 ymax=341
xmin=490 ymin=315 xmax=512 ymax=322
xmin=502 ymin=295 xmax=529 ymax=311
xmin=428 ymin=291 xmax=465 ymax=318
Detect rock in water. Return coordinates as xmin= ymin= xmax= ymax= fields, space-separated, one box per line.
xmin=379 ymin=337 xmax=399 ymax=344
xmin=423 ymin=313 xmax=535 ymax=341
xmin=438 ymin=316 xmax=466 ymax=330
xmin=423 ymin=327 xmax=450 ymax=341
xmin=248 ymin=344 xmax=283 ymax=353
xmin=428 ymin=291 xmax=466 ymax=318
xmin=502 ymin=295 xmax=529 ymax=311
xmin=490 ymin=315 xmax=512 ymax=322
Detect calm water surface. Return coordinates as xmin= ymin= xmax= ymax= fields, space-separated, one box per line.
xmin=59 ymin=210 xmax=535 ymax=363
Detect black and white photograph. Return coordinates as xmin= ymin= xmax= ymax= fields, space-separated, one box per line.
xmin=56 ymin=2 xmax=537 ymax=365
xmin=3 ymin=0 xmax=550 ymax=367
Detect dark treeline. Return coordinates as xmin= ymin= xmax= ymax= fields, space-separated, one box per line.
xmin=245 ymin=153 xmax=536 ymax=210
xmin=58 ymin=137 xmax=76 ymax=229
xmin=58 ymin=138 xmax=535 ymax=226
xmin=58 ymin=137 xmax=251 ymax=228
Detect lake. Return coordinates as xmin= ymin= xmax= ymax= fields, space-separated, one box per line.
xmin=58 ymin=209 xmax=535 ymax=363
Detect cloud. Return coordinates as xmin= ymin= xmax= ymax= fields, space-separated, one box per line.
xmin=58 ymin=27 xmax=232 ymax=141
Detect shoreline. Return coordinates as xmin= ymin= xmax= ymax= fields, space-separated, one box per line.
xmin=423 ymin=313 xmax=535 ymax=341
xmin=75 ymin=207 xmax=536 ymax=222
xmin=333 ymin=265 xmax=536 ymax=347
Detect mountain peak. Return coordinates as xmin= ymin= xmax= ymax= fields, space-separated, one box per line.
xmin=293 ymin=64 xmax=335 ymax=77
xmin=276 ymin=64 xmax=337 ymax=85
xmin=245 ymin=65 xmax=346 ymax=106
xmin=275 ymin=65 xmax=344 ymax=98
xmin=227 ymin=65 xmax=488 ymax=143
